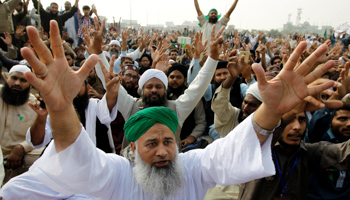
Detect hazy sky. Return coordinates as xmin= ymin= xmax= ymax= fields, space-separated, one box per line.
xmin=29 ymin=0 xmax=349 ymax=30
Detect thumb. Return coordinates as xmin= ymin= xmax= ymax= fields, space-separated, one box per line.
xmin=252 ymin=63 xmax=268 ymax=88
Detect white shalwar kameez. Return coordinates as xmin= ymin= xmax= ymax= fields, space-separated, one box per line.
xmin=0 ymin=113 xmax=275 ymax=199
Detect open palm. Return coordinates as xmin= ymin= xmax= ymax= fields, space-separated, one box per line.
xmin=22 ymin=21 xmax=99 ymax=112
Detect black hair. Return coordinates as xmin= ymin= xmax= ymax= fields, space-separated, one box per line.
xmin=82 ymin=5 xmax=90 ymax=10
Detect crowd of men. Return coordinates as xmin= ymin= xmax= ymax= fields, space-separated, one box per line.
xmin=0 ymin=0 xmax=349 ymax=199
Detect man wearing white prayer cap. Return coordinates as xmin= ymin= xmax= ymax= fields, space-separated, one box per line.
xmin=108 ymin=40 xmax=121 ymax=58
xmin=117 ymin=54 xmax=219 ymax=150
xmin=0 ymin=65 xmax=43 ymax=184
xmin=212 ymin=82 xmax=263 ymax=138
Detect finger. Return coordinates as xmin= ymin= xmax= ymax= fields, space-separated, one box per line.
xmin=283 ymin=41 xmax=307 ymax=71
xmin=26 ymin=26 xmax=54 ymax=68
xmin=50 ymin=21 xmax=65 ymax=59
xmin=252 ymin=63 xmax=268 ymax=88
xmin=110 ymin=55 xmax=116 ymax=73
xmin=204 ymin=40 xmax=208 ymax=48
xmin=106 ymin=76 xmax=120 ymax=89
xmin=307 ymin=80 xmax=336 ymax=102
xmin=304 ymin=60 xmax=335 ymax=85
xmin=215 ymin=26 xmax=226 ymax=39
xmin=100 ymin=18 xmax=106 ymax=34
xmin=21 ymin=47 xmax=47 ymax=87
xmin=98 ymin=59 xmax=108 ymax=75
xmin=211 ymin=24 xmax=216 ymax=39
xmin=77 ymin=54 xmax=99 ymax=81
xmin=296 ymin=44 xmax=328 ymax=75
xmin=323 ymin=100 xmax=344 ymax=109
xmin=94 ymin=17 xmax=100 ymax=32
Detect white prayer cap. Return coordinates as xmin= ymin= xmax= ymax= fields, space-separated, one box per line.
xmin=9 ymin=65 xmax=31 ymax=74
xmin=139 ymin=69 xmax=168 ymax=90
xmin=109 ymin=40 xmax=120 ymax=47
xmin=246 ymin=82 xmax=263 ymax=103
xmin=103 ymin=51 xmax=111 ymax=59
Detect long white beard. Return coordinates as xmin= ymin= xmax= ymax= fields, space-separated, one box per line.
xmin=133 ymin=149 xmax=185 ymax=199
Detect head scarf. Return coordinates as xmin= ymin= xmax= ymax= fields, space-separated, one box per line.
xmin=124 ymin=107 xmax=178 ymax=142
xmin=9 ymin=65 xmax=31 ymax=74
xmin=166 ymin=63 xmax=188 ymax=78
xmin=138 ymin=69 xmax=168 ymax=90
xmin=246 ymin=82 xmax=263 ymax=103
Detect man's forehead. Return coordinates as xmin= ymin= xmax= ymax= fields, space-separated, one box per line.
xmin=124 ymin=69 xmax=137 ymax=75
xmin=139 ymin=123 xmax=175 ymax=142
xmin=168 ymin=70 xmax=184 ymax=77
xmin=335 ymin=109 xmax=350 ymax=117
xmin=9 ymin=71 xmax=25 ymax=78
xmin=244 ymin=94 xmax=260 ymax=104
xmin=215 ymin=68 xmax=229 ymax=74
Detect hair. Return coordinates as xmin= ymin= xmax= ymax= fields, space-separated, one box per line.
xmin=82 ymin=5 xmax=90 ymax=10
xmin=18 ymin=2 xmax=23 ymax=6
xmin=169 ymin=49 xmax=178 ymax=55
xmin=335 ymin=106 xmax=350 ymax=115
xmin=50 ymin=2 xmax=58 ymax=6
xmin=270 ymin=56 xmax=282 ymax=65
xmin=64 ymin=50 xmax=74 ymax=59
xmin=65 ymin=37 xmax=74 ymax=46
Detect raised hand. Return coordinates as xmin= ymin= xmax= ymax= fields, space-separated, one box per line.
xmin=28 ymin=94 xmax=48 ymax=116
xmin=22 ymin=21 xmax=99 ymax=113
xmin=253 ymin=42 xmax=336 ymax=118
xmin=22 ymin=21 xmax=99 ymax=151
xmin=155 ymin=53 xmax=171 ymax=73
xmin=193 ymin=32 xmax=207 ymax=59
xmin=0 ymin=32 xmax=13 ymax=47
xmin=210 ymin=25 xmax=226 ymax=60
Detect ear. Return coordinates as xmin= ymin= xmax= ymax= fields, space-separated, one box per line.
xmin=130 ymin=142 xmax=136 ymax=152
xmin=184 ymin=78 xmax=187 ymax=83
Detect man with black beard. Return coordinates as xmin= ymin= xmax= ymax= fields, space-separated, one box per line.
xmin=0 ymin=65 xmax=43 ymax=184
xmin=108 ymin=40 xmax=121 ymax=58
xmin=120 ymin=65 xmax=139 ymax=98
xmin=27 ymin=80 xmax=118 ymax=154
xmin=32 ymin=0 xmax=78 ymax=35
xmin=194 ymin=0 xmax=239 ymax=54
xmin=237 ymin=110 xmax=350 ymax=200
xmin=166 ymin=63 xmax=207 ymax=149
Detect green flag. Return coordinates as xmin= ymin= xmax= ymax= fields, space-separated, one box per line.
xmin=324 ymin=29 xmax=327 ymax=38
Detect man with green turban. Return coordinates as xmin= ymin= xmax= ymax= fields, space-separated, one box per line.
xmin=194 ymin=0 xmax=239 ymax=54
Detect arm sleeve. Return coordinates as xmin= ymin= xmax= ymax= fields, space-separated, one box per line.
xmin=219 ymin=16 xmax=230 ymax=26
xmin=96 ymin=94 xmax=118 ymax=125
xmin=190 ymin=100 xmax=207 ymax=139
xmin=25 ymin=115 xmax=53 ymax=149
xmin=7 ymin=0 xmax=21 ymax=11
xmin=59 ymin=6 xmax=78 ymax=23
xmin=175 ymin=57 xmax=218 ymax=126
xmin=0 ymin=51 xmax=19 ymax=71
xmin=27 ymin=127 xmax=131 ymax=199
xmin=212 ymin=85 xmax=241 ymax=137
xmin=181 ymin=114 xmax=275 ymax=186
xmin=127 ymin=47 xmax=144 ymax=61
xmin=197 ymin=15 xmax=207 ymax=26
xmin=187 ymin=58 xmax=201 ymax=85
xmin=2 ymin=45 xmax=18 ymax=60
xmin=307 ymin=140 xmax=350 ymax=170
xmin=29 ymin=9 xmax=40 ymax=23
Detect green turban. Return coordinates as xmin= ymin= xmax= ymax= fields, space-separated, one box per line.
xmin=198 ymin=9 xmax=222 ymax=27
xmin=208 ymin=8 xmax=218 ymax=15
xmin=124 ymin=107 xmax=178 ymax=142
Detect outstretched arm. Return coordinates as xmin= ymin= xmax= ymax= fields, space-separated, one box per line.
xmin=22 ymin=21 xmax=99 ymax=153
xmin=194 ymin=0 xmax=203 ymax=16
xmin=224 ymin=0 xmax=239 ymax=19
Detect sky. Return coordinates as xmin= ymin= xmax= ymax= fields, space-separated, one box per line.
xmin=29 ymin=0 xmax=349 ymax=31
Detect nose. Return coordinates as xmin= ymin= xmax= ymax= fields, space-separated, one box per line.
xmin=156 ymin=144 xmax=168 ymax=158
xmin=292 ymin=120 xmax=301 ymax=131
xmin=14 ymin=79 xmax=21 ymax=85
xmin=151 ymin=86 xmax=158 ymax=93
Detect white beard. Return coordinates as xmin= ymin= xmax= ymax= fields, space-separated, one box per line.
xmin=133 ymin=148 xmax=185 ymax=199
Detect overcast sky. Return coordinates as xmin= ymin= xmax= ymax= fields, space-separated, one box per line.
xmin=29 ymin=0 xmax=349 ymax=30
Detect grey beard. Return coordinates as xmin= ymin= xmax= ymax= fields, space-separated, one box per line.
xmin=133 ymin=146 xmax=185 ymax=199
xmin=109 ymin=50 xmax=120 ymax=58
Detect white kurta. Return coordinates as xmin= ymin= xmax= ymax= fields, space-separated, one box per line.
xmin=0 ymin=114 xmax=275 ymax=199
xmin=25 ymin=95 xmax=118 ymax=151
